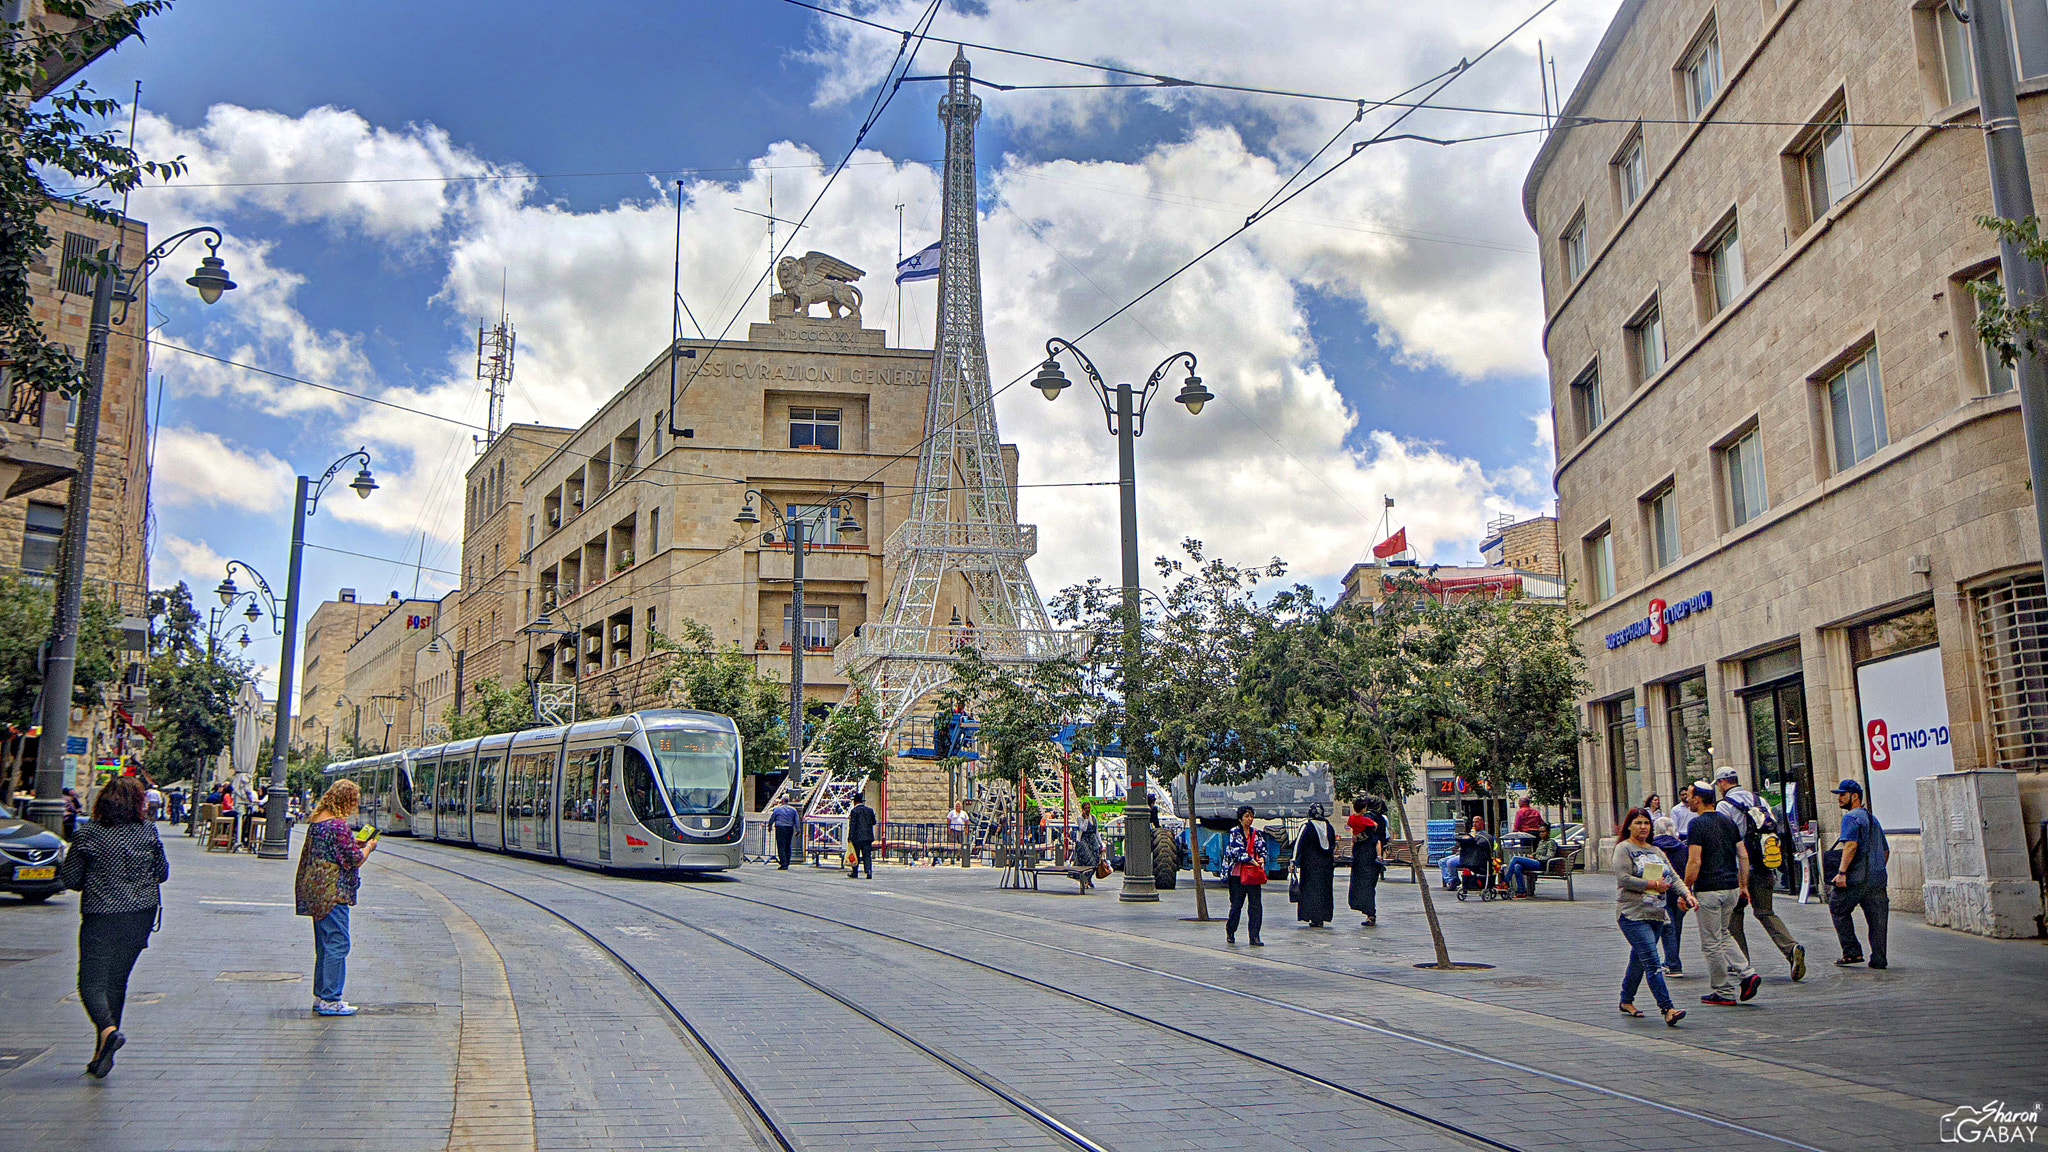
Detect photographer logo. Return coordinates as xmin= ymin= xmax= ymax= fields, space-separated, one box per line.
xmin=1942 ymin=1101 xmax=2042 ymax=1144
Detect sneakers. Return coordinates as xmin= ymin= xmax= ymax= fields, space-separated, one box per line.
xmin=1664 ymin=968 xmax=1688 ymax=979
xmin=1834 ymin=955 xmax=1865 ymax=967
xmin=1739 ymin=973 xmax=1762 ymax=1001
xmin=1789 ymin=944 xmax=1807 ymax=982
xmin=1700 ymin=992 xmax=1740 ymax=1006
xmin=314 ymin=999 xmax=358 ymax=1016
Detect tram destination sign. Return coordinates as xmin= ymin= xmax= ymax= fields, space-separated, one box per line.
xmin=1605 ymin=590 xmax=1713 ymax=650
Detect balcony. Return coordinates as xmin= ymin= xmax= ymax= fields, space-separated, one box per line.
xmin=0 ymin=379 xmax=78 ymax=498
xmin=758 ymin=544 xmax=870 ymax=583
xmin=883 ymin=521 xmax=1037 ymax=569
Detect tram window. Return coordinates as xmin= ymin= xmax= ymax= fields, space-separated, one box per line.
xmin=535 ymin=754 xmax=554 ymax=822
xmin=650 ymin=730 xmax=738 ymax=816
xmin=396 ymin=765 xmax=412 ymax=812
xmin=474 ymin=757 xmax=499 ymax=815
xmin=564 ymin=749 xmax=596 ymax=823
xmin=621 ymin=747 xmax=667 ymax=826
xmin=448 ymin=762 xmax=470 ymax=815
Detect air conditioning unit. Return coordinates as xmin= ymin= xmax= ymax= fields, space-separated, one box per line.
xmin=585 ymin=636 xmax=603 ymax=655
xmin=610 ymin=624 xmax=629 ymax=644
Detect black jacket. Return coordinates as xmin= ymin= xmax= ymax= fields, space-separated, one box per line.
xmin=847 ymin=802 xmax=877 ymax=845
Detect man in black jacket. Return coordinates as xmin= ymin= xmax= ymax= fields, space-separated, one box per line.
xmin=846 ymin=793 xmax=877 ymax=879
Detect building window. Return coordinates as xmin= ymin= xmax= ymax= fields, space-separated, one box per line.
xmin=1584 ymin=527 xmax=1616 ymax=602
xmin=1680 ymin=22 xmax=1722 ymax=119
xmin=782 ymin=603 xmax=839 ymax=651
xmin=1561 ymin=210 xmax=1588 ymax=282
xmin=1826 ymin=348 xmax=1889 ymax=471
xmin=789 ymin=406 xmax=841 ymax=450
xmin=1627 ymin=301 xmax=1665 ymax=383
xmin=1604 ymin=697 xmax=1642 ymax=824
xmin=1571 ymin=363 xmax=1605 ymax=437
xmin=1645 ymin=484 xmax=1680 ymax=569
xmin=648 ymin=507 xmax=659 ymax=552
xmin=1975 ymin=573 xmax=2048 ymax=770
xmin=21 ymin=501 xmax=63 ymax=573
xmin=1724 ymin=428 xmax=1767 ymax=527
xmin=787 ymin=503 xmax=842 ymax=545
xmin=1665 ymin=674 xmax=1714 ymax=794
xmin=1804 ymin=112 xmax=1857 ymax=218
xmin=1701 ymin=217 xmax=1745 ymax=316
xmin=1850 ymin=602 xmax=1938 ymax=664
xmin=1938 ymin=0 xmax=1976 ymax=103
xmin=1616 ymin=134 xmax=1648 ymax=209
xmin=1971 ymin=271 xmax=2016 ymax=395
xmin=56 ymin=232 xmax=97 ymax=296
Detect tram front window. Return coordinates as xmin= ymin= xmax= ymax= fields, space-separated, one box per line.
xmin=649 ymin=730 xmax=737 ymax=816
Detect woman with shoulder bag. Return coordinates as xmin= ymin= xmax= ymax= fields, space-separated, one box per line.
xmin=1291 ymin=803 xmax=1337 ymax=928
xmin=1071 ymin=809 xmax=1103 ymax=889
xmin=296 ymin=780 xmax=375 ymax=1016
xmin=58 ymin=776 xmax=168 ymax=1078
xmin=1223 ymin=805 xmax=1267 ymax=946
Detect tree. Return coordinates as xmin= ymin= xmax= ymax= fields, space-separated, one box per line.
xmin=947 ymin=645 xmax=1092 ymax=855
xmin=1971 ymin=215 xmax=2048 ymax=370
xmin=140 ymin=582 xmax=243 ymax=785
xmin=3 ymin=2 xmax=185 ymax=401
xmin=1452 ymin=594 xmax=1590 ymax=810
xmin=1246 ymin=571 xmax=1472 ymax=968
xmin=815 ymin=674 xmax=886 ymax=785
xmin=0 ymin=569 xmax=119 ymax=721
xmin=441 ymin=676 xmax=532 ymax=738
xmin=647 ymin=619 xmax=787 ymax=775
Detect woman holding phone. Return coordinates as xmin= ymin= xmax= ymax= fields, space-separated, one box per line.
xmin=295 ymin=780 xmax=376 ymax=1016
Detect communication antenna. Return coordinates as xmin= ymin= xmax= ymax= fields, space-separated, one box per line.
xmin=475 ymin=279 xmax=514 ymax=450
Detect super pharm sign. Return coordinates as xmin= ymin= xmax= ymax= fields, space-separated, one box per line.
xmin=1604 ymin=590 xmax=1713 ymax=650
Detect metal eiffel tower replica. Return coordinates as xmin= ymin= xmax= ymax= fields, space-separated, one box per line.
xmin=835 ymin=49 xmax=1082 ymax=740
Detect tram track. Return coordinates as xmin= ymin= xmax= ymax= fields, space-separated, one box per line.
xmin=382 ymin=846 xmax=1122 ymax=1152
xmin=383 ymin=842 xmax=1551 ymax=1152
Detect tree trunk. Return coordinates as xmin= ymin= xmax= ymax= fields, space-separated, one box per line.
xmin=1381 ymin=728 xmax=1453 ymax=969
xmin=1185 ymin=767 xmax=1211 ymax=920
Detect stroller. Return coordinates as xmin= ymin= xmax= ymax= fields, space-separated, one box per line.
xmin=1446 ymin=844 xmax=1510 ymax=902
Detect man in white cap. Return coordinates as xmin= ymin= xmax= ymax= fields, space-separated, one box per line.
xmin=1713 ymin=766 xmax=1805 ymax=981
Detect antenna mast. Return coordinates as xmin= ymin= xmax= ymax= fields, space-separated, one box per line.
xmin=476 ymin=300 xmax=514 ymax=450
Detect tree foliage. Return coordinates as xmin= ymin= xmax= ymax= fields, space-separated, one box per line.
xmin=946 ymin=645 xmax=1090 ymax=790
xmin=816 ymin=674 xmax=887 ymax=784
xmin=1450 ymin=596 xmax=1590 ymax=805
xmin=2 ymin=1 xmax=185 ymax=400
xmin=648 ymin=619 xmax=787 ymax=775
xmin=141 ymin=582 xmax=245 ymax=784
xmin=441 ymin=676 xmax=532 ymax=739
xmin=1971 ymin=215 xmax=2048 ymax=371
xmin=0 ymin=570 xmax=120 ymax=723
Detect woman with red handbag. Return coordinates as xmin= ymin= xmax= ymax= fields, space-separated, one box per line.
xmin=1223 ymin=804 xmax=1267 ymax=946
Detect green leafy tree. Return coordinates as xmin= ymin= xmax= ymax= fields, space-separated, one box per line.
xmin=141 ymin=584 xmax=245 ymax=785
xmin=947 ymin=645 xmax=1091 ymax=852
xmin=3 ymin=2 xmax=185 ymax=401
xmin=1246 ymin=571 xmax=1472 ymax=968
xmin=648 ymin=619 xmax=787 ymax=775
xmin=1452 ymin=593 xmax=1591 ymax=809
xmin=0 ymin=570 xmax=120 ymax=723
xmin=1971 ymin=216 xmax=2048 ymax=371
xmin=816 ymin=674 xmax=887 ymax=785
xmin=441 ymin=676 xmax=532 ymax=738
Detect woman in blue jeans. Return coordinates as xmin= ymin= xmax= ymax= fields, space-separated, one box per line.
xmin=295 ymin=780 xmax=375 ymax=1016
xmin=1612 ymin=807 xmax=1693 ymax=1026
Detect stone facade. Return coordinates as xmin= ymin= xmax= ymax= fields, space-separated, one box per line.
xmin=338 ymin=594 xmax=440 ymax=752
xmin=1483 ymin=515 xmax=1562 ymax=576
xmin=453 ymin=423 xmax=569 ymax=701
xmin=295 ymin=589 xmax=388 ymax=755
xmin=1526 ymin=0 xmax=2048 ymax=917
xmin=411 ymin=588 xmax=461 ymax=741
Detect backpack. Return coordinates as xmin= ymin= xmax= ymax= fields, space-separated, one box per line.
xmin=1722 ymin=791 xmax=1781 ymax=869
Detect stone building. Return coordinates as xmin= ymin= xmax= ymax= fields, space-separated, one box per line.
xmin=1526 ymin=0 xmax=2048 ymax=912
xmin=295 ymin=589 xmax=388 ymax=755
xmin=411 ymin=588 xmax=462 ymax=741
xmin=337 ymin=593 xmax=440 ymax=752
xmin=1480 ymin=514 xmax=1562 ymax=576
xmin=455 ymin=423 xmax=569 ymax=698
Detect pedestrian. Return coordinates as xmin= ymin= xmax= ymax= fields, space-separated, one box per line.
xmin=143 ymin=784 xmax=163 ymax=822
xmin=1651 ymin=816 xmax=1690 ymax=978
xmin=1512 ymin=795 xmax=1546 ymax=834
xmin=1072 ymin=808 xmax=1102 ymax=890
xmin=56 ymin=776 xmax=167 ymax=1078
xmin=947 ymin=799 xmax=968 ymax=864
xmin=1291 ymin=803 xmax=1336 ymax=927
xmin=1347 ymin=796 xmax=1387 ymax=927
xmin=1612 ymin=806 xmax=1692 ymax=1026
xmin=768 ymin=795 xmax=800 ymax=870
xmin=166 ymin=787 xmax=186 ymax=827
xmin=1714 ymin=766 xmax=1805 ymax=981
xmin=1642 ymin=793 xmax=1664 ymax=821
xmin=1680 ymin=783 xmax=1760 ymax=1006
xmin=845 ymin=791 xmax=876 ymax=879
xmin=1827 ymin=780 xmax=1890 ymax=969
xmin=1669 ymin=789 xmax=1695 ymax=838
xmin=1503 ymin=824 xmax=1560 ymax=898
xmin=1223 ymin=805 xmax=1266 ymax=946
xmin=61 ymin=786 xmax=81 ymax=839
xmin=296 ymin=779 xmax=375 ymax=1016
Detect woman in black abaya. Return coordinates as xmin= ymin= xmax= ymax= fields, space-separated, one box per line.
xmin=1292 ymin=803 xmax=1337 ymax=927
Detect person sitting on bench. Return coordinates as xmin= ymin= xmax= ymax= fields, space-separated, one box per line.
xmin=1504 ymin=825 xmax=1560 ymax=897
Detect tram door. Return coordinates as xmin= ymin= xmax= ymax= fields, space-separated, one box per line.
xmin=596 ymin=747 xmax=614 ymax=864
xmin=415 ymin=757 xmax=440 ymax=841
xmin=534 ymin=748 xmax=555 ymax=856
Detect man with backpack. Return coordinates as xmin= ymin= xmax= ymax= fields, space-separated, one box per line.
xmin=1713 ymin=767 xmax=1806 ymax=982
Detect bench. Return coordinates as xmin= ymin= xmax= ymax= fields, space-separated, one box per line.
xmin=1381 ymin=840 xmax=1426 ymax=874
xmin=1523 ymin=847 xmax=1583 ymax=900
xmin=1020 ymin=865 xmax=1094 ymax=892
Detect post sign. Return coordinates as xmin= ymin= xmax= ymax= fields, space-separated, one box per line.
xmin=1854 ymin=645 xmax=1948 ymax=833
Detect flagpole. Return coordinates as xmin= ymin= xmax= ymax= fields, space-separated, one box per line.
xmin=895 ymin=203 xmax=904 ymax=345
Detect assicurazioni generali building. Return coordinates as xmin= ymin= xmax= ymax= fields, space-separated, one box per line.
xmin=1527 ymin=0 xmax=2048 ymax=905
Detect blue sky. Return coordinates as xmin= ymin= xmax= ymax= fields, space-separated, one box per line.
xmin=82 ymin=0 xmax=1616 ymax=695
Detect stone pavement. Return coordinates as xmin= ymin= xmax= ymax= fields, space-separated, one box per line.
xmin=4 ymin=828 xmax=2041 ymax=1152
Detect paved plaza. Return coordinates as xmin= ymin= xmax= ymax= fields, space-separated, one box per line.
xmin=0 ymin=828 xmax=2041 ymax=1151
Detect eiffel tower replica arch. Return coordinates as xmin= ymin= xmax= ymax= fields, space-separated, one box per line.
xmin=819 ymin=49 xmax=1086 ymax=825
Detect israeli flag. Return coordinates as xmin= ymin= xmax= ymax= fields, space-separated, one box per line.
xmin=895 ymin=241 xmax=942 ymax=283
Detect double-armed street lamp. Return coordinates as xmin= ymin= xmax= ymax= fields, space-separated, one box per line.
xmin=1031 ymin=339 xmax=1212 ymax=902
xmin=30 ymin=227 xmax=238 ymax=834
xmin=734 ymin=491 xmax=862 ymax=779
xmin=209 ymin=560 xmax=280 ymax=658
xmin=256 ymin=449 xmax=379 ymax=859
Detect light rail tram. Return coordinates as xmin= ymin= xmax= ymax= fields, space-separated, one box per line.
xmin=322 ymin=709 xmax=744 ymax=872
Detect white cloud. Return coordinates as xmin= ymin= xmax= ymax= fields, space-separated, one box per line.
xmin=152 ymin=429 xmax=297 ymax=512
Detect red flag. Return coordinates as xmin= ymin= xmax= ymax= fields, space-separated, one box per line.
xmin=1372 ymin=527 xmax=1408 ymax=559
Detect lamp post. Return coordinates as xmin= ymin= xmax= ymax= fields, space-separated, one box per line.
xmin=421 ymin=628 xmax=466 ymax=730
xmin=521 ymin=607 xmax=579 ymax=725
xmin=368 ymin=691 xmax=405 ymax=753
xmin=733 ymin=491 xmax=863 ymax=780
xmin=255 ymin=449 xmax=378 ymax=859
xmin=208 ymin=560 xmax=280 ymax=658
xmin=1031 ymin=340 xmax=1211 ymax=902
xmin=30 ymin=227 xmax=238 ymax=834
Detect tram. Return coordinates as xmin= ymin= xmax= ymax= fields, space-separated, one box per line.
xmin=323 ymin=708 xmax=744 ymax=872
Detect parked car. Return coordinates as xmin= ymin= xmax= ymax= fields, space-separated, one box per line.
xmin=0 ymin=797 xmax=66 ymax=903
xmin=1557 ymin=822 xmax=1586 ymax=850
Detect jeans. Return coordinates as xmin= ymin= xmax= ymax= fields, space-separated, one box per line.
xmin=1617 ymin=916 xmax=1673 ymax=1011
xmin=1661 ymin=897 xmax=1689 ymax=971
xmin=1730 ymin=869 xmax=1799 ymax=965
xmin=1828 ymin=879 xmax=1889 ymax=964
xmin=313 ymin=905 xmax=351 ymax=1002
xmin=773 ymin=824 xmax=795 ymax=869
xmin=1504 ymin=857 xmax=1541 ymax=895
xmin=77 ymin=909 xmax=154 ymax=1031
xmin=849 ymin=841 xmax=873 ymax=878
xmin=1693 ymin=888 xmax=1755 ymax=997
xmin=1440 ymin=856 xmax=1459 ymax=888
xmin=1226 ymin=876 xmax=1264 ymax=941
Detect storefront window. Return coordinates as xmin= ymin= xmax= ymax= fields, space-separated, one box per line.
xmin=1604 ymin=696 xmax=1641 ymax=829
xmin=1665 ymin=674 xmax=1712 ymax=793
xmin=1849 ymin=603 xmax=1937 ymax=664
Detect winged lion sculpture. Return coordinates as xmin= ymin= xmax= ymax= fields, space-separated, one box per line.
xmin=774 ymin=251 xmax=865 ymax=321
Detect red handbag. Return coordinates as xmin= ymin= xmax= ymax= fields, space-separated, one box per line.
xmin=1236 ymin=832 xmax=1268 ymax=885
